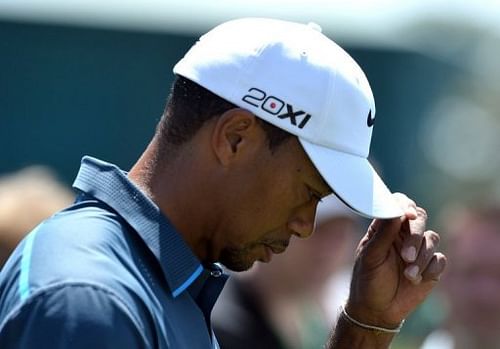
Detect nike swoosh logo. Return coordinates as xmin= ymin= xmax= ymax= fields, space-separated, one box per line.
xmin=367 ymin=109 xmax=375 ymax=127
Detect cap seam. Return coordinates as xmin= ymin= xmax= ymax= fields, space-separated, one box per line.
xmin=230 ymin=39 xmax=270 ymax=109
xmin=321 ymin=57 xmax=338 ymax=133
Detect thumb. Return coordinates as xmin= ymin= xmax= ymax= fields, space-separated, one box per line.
xmin=363 ymin=217 xmax=404 ymax=261
xmin=362 ymin=197 xmax=418 ymax=259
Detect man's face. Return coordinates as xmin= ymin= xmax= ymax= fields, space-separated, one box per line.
xmin=216 ymin=137 xmax=331 ymax=272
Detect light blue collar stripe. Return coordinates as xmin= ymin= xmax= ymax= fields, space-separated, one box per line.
xmin=19 ymin=227 xmax=39 ymax=301
xmin=172 ymin=264 xmax=203 ymax=298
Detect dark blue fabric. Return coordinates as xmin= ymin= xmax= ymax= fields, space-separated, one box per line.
xmin=0 ymin=156 xmax=228 ymax=348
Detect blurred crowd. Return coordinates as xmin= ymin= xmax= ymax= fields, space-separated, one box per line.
xmin=0 ymin=167 xmax=73 ymax=267
xmin=420 ymin=202 xmax=500 ymax=349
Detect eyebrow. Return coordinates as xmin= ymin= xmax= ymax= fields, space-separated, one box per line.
xmin=297 ymin=161 xmax=332 ymax=198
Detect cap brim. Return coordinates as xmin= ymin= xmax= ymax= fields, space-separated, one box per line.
xmin=299 ymin=139 xmax=404 ymax=219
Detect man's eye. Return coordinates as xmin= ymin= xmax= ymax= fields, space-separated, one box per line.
xmin=308 ymin=188 xmax=323 ymax=202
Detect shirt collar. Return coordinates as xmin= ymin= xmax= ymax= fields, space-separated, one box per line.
xmin=72 ymin=156 xmax=204 ymax=297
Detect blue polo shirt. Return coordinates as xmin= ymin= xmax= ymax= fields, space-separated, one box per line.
xmin=0 ymin=156 xmax=228 ymax=348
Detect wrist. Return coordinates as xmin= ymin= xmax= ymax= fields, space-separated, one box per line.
xmin=344 ymin=302 xmax=405 ymax=331
xmin=326 ymin=310 xmax=396 ymax=349
xmin=341 ymin=305 xmax=404 ymax=334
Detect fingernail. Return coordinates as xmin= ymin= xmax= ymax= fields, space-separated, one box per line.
xmin=406 ymin=265 xmax=419 ymax=279
xmin=403 ymin=246 xmax=417 ymax=262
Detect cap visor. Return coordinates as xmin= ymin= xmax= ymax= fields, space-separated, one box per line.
xmin=299 ymin=139 xmax=404 ymax=219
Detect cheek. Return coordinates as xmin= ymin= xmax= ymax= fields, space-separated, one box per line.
xmin=237 ymin=175 xmax=299 ymax=231
xmin=225 ymin=148 xmax=307 ymax=245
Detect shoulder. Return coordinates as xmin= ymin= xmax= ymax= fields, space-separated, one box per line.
xmin=16 ymin=202 xmax=134 ymax=290
xmin=20 ymin=199 xmax=137 ymax=288
xmin=0 ymin=199 xmax=156 ymax=337
xmin=0 ymin=282 xmax=153 ymax=348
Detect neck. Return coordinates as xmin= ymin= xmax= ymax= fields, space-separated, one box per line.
xmin=128 ymin=137 xmax=220 ymax=263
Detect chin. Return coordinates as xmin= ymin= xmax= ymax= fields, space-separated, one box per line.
xmin=218 ymin=248 xmax=257 ymax=272
xmin=220 ymin=258 xmax=256 ymax=272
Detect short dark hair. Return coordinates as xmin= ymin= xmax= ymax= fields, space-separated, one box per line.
xmin=157 ymin=76 xmax=292 ymax=154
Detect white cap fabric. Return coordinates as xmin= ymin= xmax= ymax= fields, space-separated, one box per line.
xmin=174 ymin=18 xmax=403 ymax=218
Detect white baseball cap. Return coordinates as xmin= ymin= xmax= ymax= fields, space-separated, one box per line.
xmin=315 ymin=194 xmax=359 ymax=226
xmin=174 ymin=18 xmax=403 ymax=219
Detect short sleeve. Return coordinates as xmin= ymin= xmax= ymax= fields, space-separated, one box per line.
xmin=0 ymin=283 xmax=151 ymax=349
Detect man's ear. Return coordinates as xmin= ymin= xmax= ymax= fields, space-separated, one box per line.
xmin=211 ymin=108 xmax=263 ymax=166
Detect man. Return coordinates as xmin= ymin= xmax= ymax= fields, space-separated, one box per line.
xmin=212 ymin=195 xmax=362 ymax=349
xmin=0 ymin=18 xmax=446 ymax=348
xmin=421 ymin=203 xmax=500 ymax=349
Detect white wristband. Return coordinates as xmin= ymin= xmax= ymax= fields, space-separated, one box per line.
xmin=341 ymin=306 xmax=405 ymax=334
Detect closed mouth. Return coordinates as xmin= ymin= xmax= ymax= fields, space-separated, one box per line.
xmin=264 ymin=242 xmax=288 ymax=254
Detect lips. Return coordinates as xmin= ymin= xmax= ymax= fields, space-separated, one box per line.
xmin=263 ymin=242 xmax=288 ymax=254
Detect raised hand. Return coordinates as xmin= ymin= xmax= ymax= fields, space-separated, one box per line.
xmin=346 ymin=193 xmax=447 ymax=329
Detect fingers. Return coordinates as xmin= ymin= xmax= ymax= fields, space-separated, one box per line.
xmin=393 ymin=192 xmax=418 ymax=219
xmin=401 ymin=207 xmax=428 ymax=264
xmin=359 ymin=191 xmax=448 ymax=293
xmin=395 ymin=202 xmax=447 ymax=284
xmin=362 ymin=218 xmax=401 ymax=261
xmin=421 ymin=252 xmax=447 ymax=282
xmin=404 ymin=229 xmax=443 ymax=284
xmin=360 ymin=193 xmax=447 ymax=286
xmin=362 ymin=193 xmax=418 ymax=258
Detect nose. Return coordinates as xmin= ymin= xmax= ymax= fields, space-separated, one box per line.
xmin=287 ymin=200 xmax=318 ymax=239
